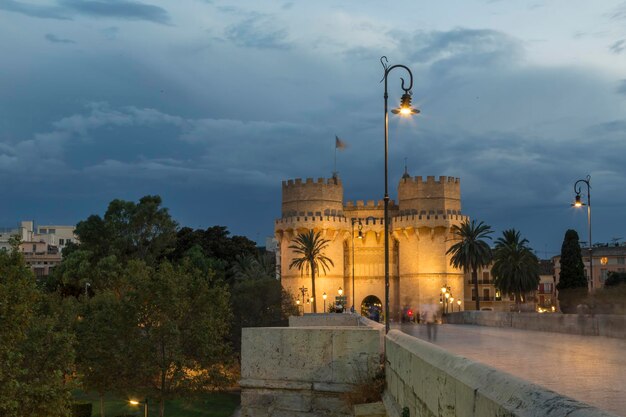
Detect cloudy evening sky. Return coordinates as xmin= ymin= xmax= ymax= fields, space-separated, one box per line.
xmin=1 ymin=0 xmax=625 ymax=255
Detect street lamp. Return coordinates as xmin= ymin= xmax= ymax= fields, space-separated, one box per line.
xmin=296 ymin=299 xmax=301 ymax=315
xmin=573 ymin=175 xmax=593 ymax=291
xmin=457 ymin=299 xmax=462 ymax=311
xmin=323 ymin=292 xmax=327 ymax=312
xmin=338 ymin=287 xmax=343 ymax=296
xmin=351 ymin=218 xmax=363 ymax=313
xmin=381 ymin=56 xmax=420 ymax=333
xmin=449 ymin=297 xmax=454 ymax=312
xmin=129 ymin=399 xmax=148 ymax=417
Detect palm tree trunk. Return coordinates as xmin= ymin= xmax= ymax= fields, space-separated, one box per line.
xmin=99 ymin=392 xmax=104 ymax=417
xmin=473 ymin=268 xmax=479 ymax=311
xmin=311 ymin=262 xmax=317 ymax=313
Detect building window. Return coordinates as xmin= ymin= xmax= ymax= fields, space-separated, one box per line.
xmin=483 ymin=288 xmax=490 ymax=300
xmin=59 ymin=238 xmax=64 ymax=245
xmin=48 ymin=229 xmax=56 ymax=234
xmin=618 ymin=257 xmax=625 ymax=265
xmin=482 ymin=271 xmax=490 ymax=282
xmin=40 ymin=228 xmax=47 ymax=234
xmin=32 ymin=244 xmax=36 ymax=252
xmin=471 ymin=288 xmax=476 ymax=300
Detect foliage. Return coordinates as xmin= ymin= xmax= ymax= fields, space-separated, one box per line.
xmin=71 ymin=402 xmax=93 ymax=417
xmin=447 ymin=219 xmax=493 ymax=310
xmin=492 ymin=229 xmax=540 ymax=310
xmin=230 ymin=276 xmax=298 ymax=352
xmin=0 ymin=245 xmax=75 ymax=417
xmin=74 ymin=195 xmax=178 ymax=266
xmin=125 ymin=260 xmax=234 ymax=417
xmin=557 ymin=229 xmax=587 ymax=313
xmin=75 ymin=289 xmax=139 ymax=416
xmin=605 ymin=271 xmax=626 ymax=287
xmin=288 ymin=230 xmax=334 ymax=313
xmin=170 ymin=226 xmax=257 ymax=283
xmin=72 ymin=391 xmax=240 ymax=417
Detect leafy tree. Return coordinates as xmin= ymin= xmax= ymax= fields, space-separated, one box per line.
xmin=75 ymin=290 xmax=138 ymax=417
xmin=75 ymin=195 xmax=177 ymax=266
xmin=557 ymin=229 xmax=587 ymax=313
xmin=604 ymin=271 xmax=626 ymax=287
xmin=127 ymin=260 xmax=233 ymax=417
xmin=170 ymin=226 xmax=257 ymax=282
xmin=492 ymin=229 xmax=540 ymax=311
xmin=288 ymin=230 xmax=334 ymax=313
xmin=0 ymin=243 xmax=74 ymax=417
xmin=229 ymin=253 xmax=297 ymax=351
xmin=447 ymin=219 xmax=493 ymax=310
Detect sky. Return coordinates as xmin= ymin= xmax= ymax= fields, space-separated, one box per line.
xmin=0 ymin=0 xmax=625 ymax=256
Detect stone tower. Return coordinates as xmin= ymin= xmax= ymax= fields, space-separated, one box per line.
xmin=275 ymin=175 xmax=467 ymax=318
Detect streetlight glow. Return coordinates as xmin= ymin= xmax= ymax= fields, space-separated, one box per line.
xmin=129 ymin=400 xmax=140 ymax=405
xmin=338 ymin=287 xmax=343 ymax=296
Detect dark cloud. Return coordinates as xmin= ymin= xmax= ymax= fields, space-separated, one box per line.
xmin=607 ymin=2 xmax=626 ymax=20
xmin=224 ymin=13 xmax=290 ymax=49
xmin=0 ymin=0 xmax=69 ymax=19
xmin=59 ymin=0 xmax=170 ymax=24
xmin=45 ymin=33 xmax=76 ymax=44
xmin=398 ymin=28 xmax=523 ymax=76
xmin=610 ymin=39 xmax=625 ymax=54
xmin=617 ymin=79 xmax=626 ymax=95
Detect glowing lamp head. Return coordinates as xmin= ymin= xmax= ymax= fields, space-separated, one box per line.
xmin=129 ymin=400 xmax=140 ymax=406
xmin=310 ymin=297 xmax=314 ymax=302
xmin=573 ymin=194 xmax=583 ymax=207
xmin=391 ymin=93 xmax=420 ymax=117
xmin=296 ymin=299 xmax=300 ymax=305
xmin=322 ymin=292 xmax=327 ymax=300
xmin=441 ymin=287 xmax=447 ymax=294
xmin=338 ymin=287 xmax=343 ymax=296
xmin=445 ymin=292 xmax=450 ymax=299
xmin=457 ymin=300 xmax=461 ymax=306
xmin=449 ymin=297 xmax=454 ymax=303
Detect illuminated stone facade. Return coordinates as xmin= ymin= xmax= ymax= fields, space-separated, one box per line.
xmin=274 ymin=175 xmax=468 ymax=320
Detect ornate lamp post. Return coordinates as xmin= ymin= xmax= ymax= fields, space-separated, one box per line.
xmin=573 ymin=175 xmax=593 ymax=291
xmin=323 ymin=292 xmax=327 ymax=312
xmin=381 ymin=56 xmax=420 ymax=333
xmin=351 ymin=218 xmax=363 ymax=313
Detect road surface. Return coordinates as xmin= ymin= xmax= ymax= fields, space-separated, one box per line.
xmin=399 ymin=323 xmax=626 ymax=416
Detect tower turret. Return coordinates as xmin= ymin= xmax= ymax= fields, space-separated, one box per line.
xmin=281 ymin=177 xmax=344 ymax=218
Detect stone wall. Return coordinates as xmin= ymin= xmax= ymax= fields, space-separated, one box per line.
xmin=384 ymin=330 xmax=618 ymax=417
xmin=445 ymin=311 xmax=626 ymax=339
xmin=240 ymin=325 xmax=382 ymax=417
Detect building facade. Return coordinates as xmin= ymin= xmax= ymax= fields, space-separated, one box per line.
xmin=553 ymin=244 xmax=626 ymax=289
xmin=275 ymin=175 xmax=467 ymax=320
xmin=0 ymin=220 xmax=77 ymax=278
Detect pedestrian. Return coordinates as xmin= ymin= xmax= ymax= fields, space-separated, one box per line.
xmin=424 ymin=304 xmax=438 ymax=341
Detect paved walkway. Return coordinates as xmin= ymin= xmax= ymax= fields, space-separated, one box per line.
xmin=399 ymin=324 xmax=626 ymax=416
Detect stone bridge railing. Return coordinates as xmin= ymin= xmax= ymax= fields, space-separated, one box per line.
xmin=384 ymin=330 xmax=618 ymax=417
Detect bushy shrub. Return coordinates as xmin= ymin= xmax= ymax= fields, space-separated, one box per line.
xmin=71 ymin=402 xmax=92 ymax=417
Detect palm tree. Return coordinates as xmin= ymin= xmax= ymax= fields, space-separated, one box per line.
xmin=447 ymin=219 xmax=493 ymax=311
xmin=492 ymin=229 xmax=540 ymax=312
xmin=288 ymin=230 xmax=334 ymax=313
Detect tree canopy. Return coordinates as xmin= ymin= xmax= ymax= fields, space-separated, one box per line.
xmin=288 ymin=230 xmax=334 ymax=313
xmin=0 ymin=244 xmax=74 ymax=417
xmin=492 ymin=229 xmax=539 ymax=310
xmin=447 ymin=219 xmax=493 ymax=310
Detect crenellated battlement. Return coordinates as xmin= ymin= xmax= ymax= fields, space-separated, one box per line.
xmin=281 ymin=176 xmax=344 ymax=218
xmin=398 ymin=175 xmax=461 ymax=213
xmin=344 ymin=199 xmax=387 ymax=209
xmin=282 ymin=177 xmax=342 ymax=188
xmin=401 ymin=175 xmax=459 ymax=185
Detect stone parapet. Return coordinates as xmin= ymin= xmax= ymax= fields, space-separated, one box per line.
xmin=240 ymin=326 xmax=382 ymax=417
xmin=445 ymin=311 xmax=626 ymax=339
xmin=384 ymin=330 xmax=618 ymax=417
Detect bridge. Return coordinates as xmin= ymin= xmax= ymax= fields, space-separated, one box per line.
xmin=398 ymin=323 xmax=625 ymax=417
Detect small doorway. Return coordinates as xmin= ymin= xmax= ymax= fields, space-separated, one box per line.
xmin=361 ymin=295 xmax=383 ymax=322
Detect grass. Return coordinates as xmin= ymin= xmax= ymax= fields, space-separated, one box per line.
xmin=72 ymin=390 xmax=240 ymax=417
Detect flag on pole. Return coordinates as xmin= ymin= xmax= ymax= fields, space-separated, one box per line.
xmin=335 ymin=135 xmax=347 ymax=150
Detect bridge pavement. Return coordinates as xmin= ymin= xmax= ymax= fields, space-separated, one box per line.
xmin=399 ymin=323 xmax=626 ymax=417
